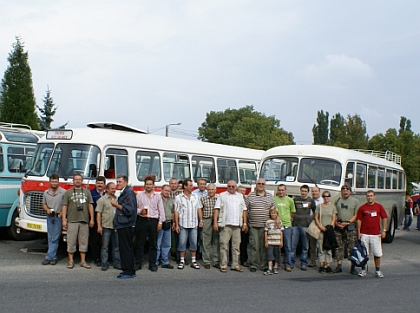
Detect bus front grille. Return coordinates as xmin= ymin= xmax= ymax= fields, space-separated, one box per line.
xmin=24 ymin=191 xmax=46 ymax=218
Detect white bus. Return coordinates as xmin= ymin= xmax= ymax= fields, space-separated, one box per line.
xmin=259 ymin=145 xmax=405 ymax=243
xmin=15 ymin=122 xmax=263 ymax=234
xmin=0 ymin=122 xmax=44 ymax=240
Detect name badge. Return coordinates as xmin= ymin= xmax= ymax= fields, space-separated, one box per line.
xmin=303 ymin=203 xmax=308 ymax=208
xmin=371 ymin=211 xmax=377 ymax=217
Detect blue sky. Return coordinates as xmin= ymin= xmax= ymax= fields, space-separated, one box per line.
xmin=1 ymin=1 xmax=419 ymax=144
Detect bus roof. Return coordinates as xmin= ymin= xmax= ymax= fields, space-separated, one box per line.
xmin=263 ymin=145 xmax=403 ymax=170
xmin=43 ymin=123 xmax=264 ymax=160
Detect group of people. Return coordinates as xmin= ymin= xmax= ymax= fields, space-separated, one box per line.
xmin=41 ymin=173 xmax=389 ymax=279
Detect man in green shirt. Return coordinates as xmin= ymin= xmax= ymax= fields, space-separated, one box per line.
xmin=273 ymin=184 xmax=295 ymax=271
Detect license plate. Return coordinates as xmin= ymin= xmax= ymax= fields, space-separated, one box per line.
xmin=27 ymin=223 xmax=42 ymax=230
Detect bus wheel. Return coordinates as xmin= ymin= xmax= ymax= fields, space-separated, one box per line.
xmin=383 ymin=209 xmax=397 ymax=244
xmin=7 ymin=210 xmax=38 ymax=241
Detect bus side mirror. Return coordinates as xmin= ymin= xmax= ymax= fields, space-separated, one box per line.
xmin=89 ymin=164 xmax=97 ymax=178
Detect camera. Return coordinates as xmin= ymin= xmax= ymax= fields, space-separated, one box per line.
xmin=77 ymin=204 xmax=83 ymax=211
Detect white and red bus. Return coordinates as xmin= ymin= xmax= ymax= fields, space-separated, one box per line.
xmin=15 ymin=122 xmax=263 ymax=234
xmin=259 ymin=145 xmax=405 ymax=243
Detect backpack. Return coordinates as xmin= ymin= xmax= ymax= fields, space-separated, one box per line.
xmin=349 ymin=240 xmax=369 ymax=268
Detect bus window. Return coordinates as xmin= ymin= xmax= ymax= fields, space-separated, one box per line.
xmin=368 ymin=166 xmax=377 ymax=189
xmin=355 ymin=163 xmax=367 ymax=188
xmin=135 ymin=150 xmax=161 ymax=181
xmin=2 ymin=130 xmax=39 ymax=143
xmin=105 ymin=148 xmax=128 ymax=178
xmin=192 ymin=156 xmax=215 ymax=183
xmin=239 ymin=160 xmax=257 ymax=184
xmin=0 ymin=146 xmax=3 ymax=172
xmin=378 ymin=168 xmax=385 ymax=189
xmin=217 ymin=158 xmax=238 ymax=184
xmin=7 ymin=146 xmax=35 ymax=173
xmin=392 ymin=170 xmax=398 ymax=189
xmin=298 ymin=158 xmax=341 ymax=186
xmin=345 ymin=162 xmax=354 ymax=187
xmin=28 ymin=143 xmax=54 ymax=176
xmin=260 ymin=157 xmax=298 ymax=182
xmin=385 ymin=169 xmax=392 ymax=189
xmin=398 ymin=171 xmax=404 ymax=190
xmin=46 ymin=143 xmax=100 ymax=178
xmin=163 ymin=153 xmax=190 ymax=181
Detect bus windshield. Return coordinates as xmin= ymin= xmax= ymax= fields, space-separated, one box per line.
xmin=260 ymin=157 xmax=298 ymax=182
xmin=29 ymin=143 xmax=101 ymax=178
xmin=298 ymin=158 xmax=342 ymax=186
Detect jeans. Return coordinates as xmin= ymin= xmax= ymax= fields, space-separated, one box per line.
xmin=417 ymin=215 xmax=420 ymax=230
xmin=46 ymin=215 xmax=62 ymax=260
xmin=282 ymin=227 xmax=292 ymax=267
xmin=291 ymin=226 xmax=309 ymax=266
xmin=156 ymin=228 xmax=171 ymax=265
xmin=178 ymin=227 xmax=197 ymax=251
xmin=101 ymin=228 xmax=120 ymax=266
xmin=404 ymin=214 xmax=413 ymax=229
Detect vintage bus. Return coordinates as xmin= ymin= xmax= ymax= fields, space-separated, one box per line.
xmin=0 ymin=123 xmax=44 ymax=240
xmin=15 ymin=122 xmax=263 ymax=234
xmin=259 ymin=145 xmax=405 ymax=243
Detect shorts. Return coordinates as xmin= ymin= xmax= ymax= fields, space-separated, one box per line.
xmin=178 ymin=227 xmax=197 ymax=252
xmin=67 ymin=222 xmax=89 ymax=253
xmin=266 ymin=245 xmax=281 ymax=264
xmin=360 ymin=234 xmax=382 ymax=257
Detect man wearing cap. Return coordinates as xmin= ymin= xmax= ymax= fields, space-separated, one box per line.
xmin=333 ymin=184 xmax=360 ymax=274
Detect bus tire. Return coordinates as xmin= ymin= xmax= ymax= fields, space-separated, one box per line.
xmin=7 ymin=209 xmax=38 ymax=241
xmin=383 ymin=208 xmax=397 ymax=244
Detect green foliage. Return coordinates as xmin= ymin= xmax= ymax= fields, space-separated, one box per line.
xmin=0 ymin=37 xmax=38 ymax=129
xmin=198 ymin=105 xmax=294 ymax=150
xmin=345 ymin=114 xmax=369 ymax=149
xmin=329 ymin=113 xmax=348 ymax=148
xmin=37 ymin=86 xmax=57 ymax=131
xmin=312 ymin=110 xmax=329 ymax=144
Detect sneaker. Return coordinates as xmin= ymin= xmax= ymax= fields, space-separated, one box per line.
xmin=42 ymin=259 xmax=50 ymax=265
xmin=273 ymin=268 xmax=279 ymax=274
xmin=333 ymin=267 xmax=342 ymax=273
xmin=162 ymin=264 xmax=174 ymax=269
xmin=319 ymin=267 xmax=326 ymax=274
xmin=285 ymin=266 xmax=292 ymax=272
xmin=358 ymin=269 xmax=367 ymax=277
xmin=308 ymin=262 xmax=316 ymax=267
xmin=375 ymin=270 xmax=384 ymax=278
xmin=117 ymin=273 xmax=136 ymax=279
xmin=50 ymin=259 xmax=57 ymax=265
xmin=326 ymin=266 xmax=333 ymax=274
xmin=301 ymin=265 xmax=307 ymax=271
xmin=264 ymin=270 xmax=273 ymax=275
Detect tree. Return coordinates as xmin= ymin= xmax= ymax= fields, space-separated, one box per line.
xmin=198 ymin=105 xmax=294 ymax=150
xmin=329 ymin=113 xmax=347 ymax=147
xmin=0 ymin=37 xmax=38 ymax=129
xmin=345 ymin=114 xmax=369 ymax=149
xmin=312 ymin=110 xmax=329 ymax=144
xmin=37 ymin=86 xmax=57 ymax=131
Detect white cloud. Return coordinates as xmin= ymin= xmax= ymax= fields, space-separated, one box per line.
xmin=297 ymin=54 xmax=374 ymax=88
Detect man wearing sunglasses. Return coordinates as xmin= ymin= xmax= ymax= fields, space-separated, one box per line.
xmin=333 ymin=184 xmax=360 ymax=274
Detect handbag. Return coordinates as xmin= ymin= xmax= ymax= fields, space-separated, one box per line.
xmin=162 ymin=221 xmax=171 ymax=230
xmin=306 ymin=205 xmax=322 ymax=239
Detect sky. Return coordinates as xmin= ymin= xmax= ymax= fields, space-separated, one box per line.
xmin=0 ymin=0 xmax=419 ymax=144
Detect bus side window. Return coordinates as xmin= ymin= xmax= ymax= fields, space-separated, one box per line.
xmin=239 ymin=160 xmax=257 ymax=184
xmin=163 ymin=153 xmax=190 ymax=181
xmin=7 ymin=146 xmax=25 ymax=173
xmin=392 ymin=170 xmax=398 ymax=189
xmin=398 ymin=171 xmax=404 ymax=190
xmin=0 ymin=146 xmax=3 ymax=172
xmin=368 ymin=166 xmax=377 ymax=188
xmin=217 ymin=158 xmax=238 ymax=184
xmin=378 ymin=168 xmax=385 ymax=189
xmin=385 ymin=169 xmax=392 ymax=189
xmin=355 ymin=163 xmax=367 ymax=188
xmin=135 ymin=151 xmax=161 ymax=181
xmin=192 ymin=156 xmax=215 ymax=183
xmin=105 ymin=148 xmax=128 ymax=177
xmin=345 ymin=162 xmax=354 ymax=187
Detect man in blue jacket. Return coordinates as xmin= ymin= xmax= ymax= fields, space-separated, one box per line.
xmin=113 ymin=174 xmax=137 ymax=279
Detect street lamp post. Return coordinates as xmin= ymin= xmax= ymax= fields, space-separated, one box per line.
xmin=165 ymin=123 xmax=181 ymax=137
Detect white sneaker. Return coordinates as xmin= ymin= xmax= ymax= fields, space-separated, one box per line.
xmin=375 ymin=270 xmax=384 ymax=278
xmin=358 ymin=269 xmax=366 ymax=277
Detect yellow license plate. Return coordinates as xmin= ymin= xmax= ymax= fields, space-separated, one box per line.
xmin=27 ymin=223 xmax=42 ymax=230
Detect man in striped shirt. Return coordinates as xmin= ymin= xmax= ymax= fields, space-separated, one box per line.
xmin=245 ymin=178 xmax=276 ymax=272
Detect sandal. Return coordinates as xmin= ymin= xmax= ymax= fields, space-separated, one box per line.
xmin=177 ymin=262 xmax=184 ymax=270
xmin=190 ymin=262 xmax=200 ymax=269
xmin=220 ymin=268 xmax=227 ymax=273
xmin=67 ymin=261 xmax=74 ymax=269
xmin=231 ymin=267 xmax=244 ymax=272
xmin=80 ymin=262 xmax=91 ymax=269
